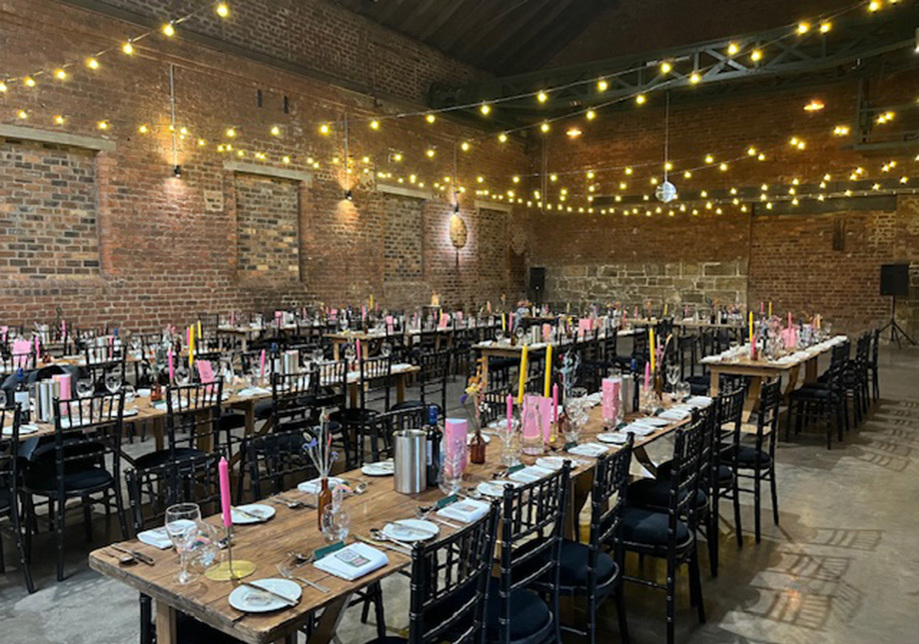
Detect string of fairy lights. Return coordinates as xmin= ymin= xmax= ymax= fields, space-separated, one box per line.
xmin=0 ymin=0 xmax=917 ymax=216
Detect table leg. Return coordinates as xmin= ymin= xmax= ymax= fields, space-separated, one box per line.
xmin=348 ymin=383 xmax=359 ymax=408
xmin=332 ymin=342 xmax=341 ymax=362
xmin=306 ymin=593 xmax=352 ymax=644
xmin=709 ymin=368 xmax=721 ymax=397
xmin=152 ymin=417 xmax=165 ymax=452
xmin=155 ymin=602 xmax=177 ymax=644
xmin=395 ymin=373 xmax=407 ymax=404
xmin=742 ymin=376 xmax=764 ymax=423
xmin=804 ymin=358 xmax=818 ymax=384
xmin=243 ymin=402 xmax=256 ymax=437
xmin=568 ymin=471 xmax=594 ymax=540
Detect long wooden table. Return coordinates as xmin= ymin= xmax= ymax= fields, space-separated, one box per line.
xmin=706 ymin=337 xmax=845 ymax=421
xmin=87 ymin=400 xmax=693 ymax=644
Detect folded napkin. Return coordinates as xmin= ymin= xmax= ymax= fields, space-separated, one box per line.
xmin=313 ymin=542 xmax=388 ymax=581
xmin=298 ymin=477 xmax=345 ymax=495
xmin=438 ymin=498 xmax=491 ymax=523
xmin=620 ymin=423 xmax=656 ymax=437
xmin=659 ymin=408 xmax=691 ymax=421
xmin=137 ymin=527 xmax=172 ymax=550
xmin=568 ymin=442 xmax=610 ymax=457
xmin=686 ymin=396 xmax=713 ymax=408
xmin=700 ymin=356 xmax=721 ymax=364
xmin=392 ymin=363 xmax=413 ymax=371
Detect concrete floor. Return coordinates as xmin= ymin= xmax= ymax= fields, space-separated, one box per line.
xmin=1 ymin=345 xmax=917 ymax=643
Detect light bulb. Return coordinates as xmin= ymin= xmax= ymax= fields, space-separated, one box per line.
xmin=426 ymin=148 xmax=435 ymax=158
xmin=479 ymin=103 xmax=491 ymax=115
xmin=0 ymin=82 xmax=7 ymax=92
xmin=226 ymin=127 xmax=236 ymax=137
xmin=690 ymin=71 xmax=701 ymax=84
xmin=270 ymin=125 xmax=280 ymax=136
xmin=635 ymin=94 xmax=646 ymax=105
xmin=24 ymin=77 xmax=35 ymax=87
xmin=122 ymin=42 xmax=134 ymax=55
xmin=660 ymin=61 xmax=672 ymax=73
xmin=162 ymin=23 xmax=175 ymax=37
xmin=393 ymin=153 xmax=403 ymax=162
xmin=586 ymin=109 xmax=596 ymax=120
xmin=86 ymin=57 xmax=99 ymax=69
xmin=97 ymin=120 xmax=108 ymax=130
xmin=704 ymin=154 xmax=714 ymax=164
xmin=683 ymin=170 xmax=692 ymax=178
xmin=625 ymin=167 xmax=633 ymax=175
xmin=498 ymin=132 xmax=508 ymax=143
xmin=597 ymin=79 xmax=608 ymax=92
xmin=369 ymin=120 xmax=380 ymax=130
xmin=747 ymin=146 xmax=757 ymax=156
xmin=868 ymin=1 xmax=881 ymax=12
xmin=138 ymin=124 xmax=149 ymax=133
xmin=540 ymin=122 xmax=550 ymax=133
xmin=54 ymin=69 xmax=67 ymax=81
xmin=425 ymin=114 xmax=436 ymax=124
xmin=728 ymin=42 xmax=739 ymax=55
xmin=198 ymin=139 xmax=206 ymax=146
xmin=461 ymin=141 xmax=470 ymax=152
xmin=550 ymin=174 xmax=558 ymax=182
xmin=537 ymin=91 xmax=548 ymax=103
xmin=513 ymin=176 xmax=520 ymax=183
xmin=319 ymin=124 xmax=330 ymax=135
xmin=216 ymin=2 xmax=229 ymax=17
xmin=751 ymin=49 xmax=762 ymax=62
xmin=54 ymin=115 xmax=65 ymax=125
xmin=819 ymin=21 xmax=832 ymax=33
xmin=797 ymin=22 xmax=811 ymax=34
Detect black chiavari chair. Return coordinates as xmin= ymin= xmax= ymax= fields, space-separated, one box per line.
xmin=486 ymin=464 xmax=570 ymax=644
xmin=621 ymin=417 xmax=707 ymax=644
xmin=361 ymin=406 xmax=427 ymax=463
xmin=22 ymin=392 xmax=128 ymax=581
xmin=363 ymin=501 xmax=500 ymax=644
xmin=1 ymin=404 xmax=34 ymax=593
xmin=393 ymin=349 xmax=450 ymax=416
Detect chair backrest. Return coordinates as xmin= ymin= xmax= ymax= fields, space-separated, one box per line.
xmin=406 ymin=501 xmax=500 ymax=644
xmin=664 ymin=415 xmax=707 ymax=536
xmin=871 ymin=328 xmax=880 ymax=366
xmin=717 ymin=386 xmax=745 ymax=452
xmin=164 ymin=380 xmax=224 ymax=456
xmin=83 ymin=356 xmax=126 ymax=393
xmin=419 ymin=349 xmax=451 ymax=412
xmin=359 ymin=355 xmax=392 ymax=410
xmin=588 ymin=436 xmax=633 ymax=592
xmin=754 ymin=379 xmax=781 ymax=458
xmin=41 ymin=392 xmax=125 ymax=492
xmin=243 ymin=424 xmax=318 ymax=501
xmin=631 ymin=328 xmax=649 ymax=363
xmin=364 ymin=406 xmax=427 ymax=460
xmin=271 ymin=368 xmax=319 ymax=425
xmin=0 ymin=404 xmax=22 ymax=512
xmin=125 ymin=452 xmax=222 ymax=532
xmin=495 ymin=465 xmax=570 ymax=640
xmin=315 ymin=359 xmax=348 ymax=410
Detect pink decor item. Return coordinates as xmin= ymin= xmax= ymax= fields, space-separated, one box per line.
xmin=644 ymin=361 xmax=651 ymax=389
xmin=168 ymin=351 xmax=175 ymax=383
xmin=196 ymin=360 xmax=215 ymax=384
xmin=602 ymin=377 xmax=621 ymax=424
xmin=385 ymin=315 xmax=394 ymax=334
xmin=552 ymin=384 xmax=559 ymax=422
xmin=259 ymin=349 xmax=266 ymax=378
xmin=443 ymin=418 xmax=469 ymax=478
xmin=506 ymin=394 xmax=514 ymax=427
xmin=219 ymin=457 xmax=232 ymax=528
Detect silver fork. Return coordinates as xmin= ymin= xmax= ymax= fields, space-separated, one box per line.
xmin=413 ymin=507 xmax=461 ymax=529
xmin=276 ymin=563 xmax=330 ymax=594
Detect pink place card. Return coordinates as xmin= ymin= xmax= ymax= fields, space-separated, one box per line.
xmin=196 ymin=360 xmax=215 ymax=383
xmin=385 ymin=315 xmax=394 ymax=334
xmin=12 ymin=339 xmax=31 ymax=367
xmin=602 ymin=377 xmax=621 ymax=423
xmin=578 ymin=318 xmax=591 ymax=337
xmin=542 ymin=323 xmax=552 ymax=341
xmin=438 ymin=313 xmax=449 ymax=329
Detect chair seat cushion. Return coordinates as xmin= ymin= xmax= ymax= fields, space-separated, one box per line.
xmin=557 ymin=539 xmax=618 ymax=589
xmin=484 ymin=578 xmax=553 ymax=642
xmin=253 ymin=399 xmax=275 ymax=420
xmin=390 ymin=400 xmax=425 ymax=411
xmin=219 ymin=414 xmax=247 ymax=431
xmin=25 ymin=466 xmax=114 ymax=494
xmin=621 ymin=506 xmax=690 ymax=547
xmin=656 ymin=459 xmax=733 ymax=483
xmin=628 ymin=478 xmax=707 ymax=511
xmin=134 ymin=447 xmax=206 ymax=470
xmin=722 ymin=444 xmax=771 ymax=468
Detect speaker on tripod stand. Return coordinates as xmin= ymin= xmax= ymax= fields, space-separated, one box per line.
xmin=879 ymin=264 xmax=916 ymax=348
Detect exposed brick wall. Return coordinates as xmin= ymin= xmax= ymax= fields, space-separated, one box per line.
xmin=0 ymin=0 xmax=525 ymax=330
xmin=0 ymin=140 xmax=99 ymax=279
xmin=383 ymin=193 xmax=424 ymax=284
xmin=234 ymin=173 xmax=300 ymax=282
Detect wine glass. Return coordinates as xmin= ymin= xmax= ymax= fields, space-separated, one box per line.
xmin=311 ymin=347 xmax=325 ymax=364
xmin=321 ymin=505 xmax=351 ymax=543
xmin=175 ymin=365 xmax=190 ymax=386
xmin=104 ymin=370 xmax=123 ymax=394
xmin=665 ymin=362 xmax=681 ymax=391
xmin=165 ymin=503 xmax=202 ymax=584
xmin=76 ymin=379 xmax=94 ymax=398
xmin=344 ymin=345 xmax=357 ymax=365
xmin=380 ymin=341 xmax=393 ymax=358
xmin=439 ymin=449 xmax=465 ymax=497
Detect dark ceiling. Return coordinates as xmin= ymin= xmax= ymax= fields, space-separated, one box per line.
xmin=333 ymin=0 xmax=615 ymax=74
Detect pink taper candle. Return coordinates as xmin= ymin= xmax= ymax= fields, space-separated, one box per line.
xmin=506 ymin=394 xmax=513 ymax=428
xmin=259 ymin=349 xmax=266 ymax=378
xmin=644 ymin=360 xmax=651 ymax=389
xmin=355 ymin=339 xmax=362 ymax=361
xmin=218 ymin=457 xmax=232 ymax=528
xmin=168 ymin=351 xmax=175 ymax=383
xmin=552 ymin=383 xmax=559 ymax=422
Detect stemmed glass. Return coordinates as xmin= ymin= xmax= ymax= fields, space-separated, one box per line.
xmin=175 ymin=365 xmax=191 ymax=386
xmin=665 ymin=362 xmax=681 ymax=392
xmin=104 ymin=370 xmax=123 ymax=394
xmin=76 ymin=379 xmax=94 ymax=398
xmin=321 ymin=505 xmax=351 ymax=543
xmin=380 ymin=341 xmax=393 ymax=358
xmin=165 ymin=503 xmax=202 ymax=585
xmin=344 ymin=345 xmax=357 ymax=366
xmin=439 ymin=449 xmax=465 ymax=496
xmin=498 ymin=416 xmax=521 ymax=467
xmin=311 ymin=347 xmax=325 ymax=364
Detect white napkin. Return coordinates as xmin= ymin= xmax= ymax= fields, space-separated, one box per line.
xmin=438 ymin=498 xmax=490 ymax=523
xmin=686 ymin=396 xmax=713 ymax=408
xmin=313 ymin=542 xmax=388 ymax=581
xmin=659 ymin=408 xmax=691 ymax=421
xmin=137 ymin=527 xmax=172 ymax=550
xmin=237 ymin=387 xmax=270 ymax=398
xmin=568 ymin=443 xmax=610 ymax=457
xmin=298 ymin=477 xmax=345 ymax=495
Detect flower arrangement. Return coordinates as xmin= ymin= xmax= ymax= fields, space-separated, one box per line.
xmin=460 ymin=359 xmax=488 ymax=428
xmin=302 ymin=407 xmax=339 ymax=479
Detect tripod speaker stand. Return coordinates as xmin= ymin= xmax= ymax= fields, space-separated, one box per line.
xmin=879 ymin=264 xmax=916 ymax=348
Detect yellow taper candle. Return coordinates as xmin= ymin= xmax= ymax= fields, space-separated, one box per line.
xmin=768 ymin=301 xmax=773 ymax=317
xmin=543 ymin=344 xmax=553 ymax=397
xmin=197 ymin=320 xmax=202 ymax=341
xmin=649 ymin=327 xmax=656 ymax=374
xmin=502 ymin=313 xmax=506 ymax=332
xmin=188 ymin=325 xmax=195 ymax=368
xmin=517 ymin=344 xmax=529 ymax=403
xmin=748 ymin=311 xmax=754 ymax=344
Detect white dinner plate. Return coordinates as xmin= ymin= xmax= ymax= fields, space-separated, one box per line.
xmin=382 ymin=519 xmax=439 ymax=542
xmin=535 ymin=456 xmax=567 ymax=471
xmin=476 ymin=480 xmax=520 ymax=498
xmin=597 ymin=432 xmax=629 ymax=445
xmin=620 ymin=424 xmax=656 ymax=436
xmin=636 ymin=417 xmax=670 ymax=428
xmin=361 ymin=461 xmax=394 ymax=477
xmin=123 ymin=407 xmax=140 ymax=417
xmin=231 ymin=504 xmax=275 ymax=525
xmin=228 ymin=578 xmax=301 ymax=613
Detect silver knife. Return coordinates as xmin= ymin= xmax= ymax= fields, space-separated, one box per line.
xmin=354 ymin=535 xmax=411 ymax=556
xmin=390 ymin=521 xmax=437 ymax=539
xmin=110 ymin=544 xmax=155 ymax=566
xmin=240 ymin=581 xmax=300 ymax=607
